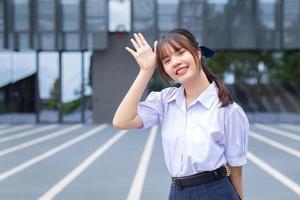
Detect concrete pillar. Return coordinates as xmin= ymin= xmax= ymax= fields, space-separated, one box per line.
xmin=92 ymin=33 xmax=150 ymax=124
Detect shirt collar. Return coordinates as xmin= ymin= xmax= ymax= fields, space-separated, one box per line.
xmin=167 ymin=81 xmax=218 ymax=110
xmin=167 ymin=84 xmax=184 ymax=105
xmin=196 ymin=81 xmax=218 ymax=109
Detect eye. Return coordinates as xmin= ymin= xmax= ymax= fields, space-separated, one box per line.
xmin=163 ymin=59 xmax=170 ymax=64
xmin=178 ymin=50 xmax=185 ymax=55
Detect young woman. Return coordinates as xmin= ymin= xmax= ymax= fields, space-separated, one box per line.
xmin=113 ymin=29 xmax=249 ymax=200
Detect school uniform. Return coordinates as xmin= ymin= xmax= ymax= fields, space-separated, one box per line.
xmin=136 ymin=81 xmax=249 ymax=200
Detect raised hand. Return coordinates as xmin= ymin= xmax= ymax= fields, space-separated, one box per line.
xmin=125 ymin=33 xmax=158 ymax=72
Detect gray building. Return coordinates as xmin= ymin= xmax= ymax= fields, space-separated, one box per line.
xmin=0 ymin=0 xmax=300 ymax=123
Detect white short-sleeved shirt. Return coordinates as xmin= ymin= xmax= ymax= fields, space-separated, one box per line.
xmin=136 ymin=81 xmax=249 ymax=178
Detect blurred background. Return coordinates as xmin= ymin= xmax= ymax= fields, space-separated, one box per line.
xmin=0 ymin=1 xmax=300 ymax=200
xmin=0 ymin=0 xmax=299 ymax=124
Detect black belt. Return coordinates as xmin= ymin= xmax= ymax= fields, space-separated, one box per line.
xmin=171 ymin=166 xmax=228 ymax=190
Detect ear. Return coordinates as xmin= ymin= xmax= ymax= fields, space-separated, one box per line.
xmin=197 ymin=50 xmax=202 ymax=61
xmin=197 ymin=50 xmax=201 ymax=58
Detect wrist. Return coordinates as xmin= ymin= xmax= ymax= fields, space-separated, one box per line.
xmin=139 ymin=68 xmax=155 ymax=76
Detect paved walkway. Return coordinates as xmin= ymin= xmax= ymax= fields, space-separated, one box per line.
xmin=0 ymin=123 xmax=299 ymax=200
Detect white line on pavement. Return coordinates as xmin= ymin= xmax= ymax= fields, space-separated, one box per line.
xmin=279 ymin=123 xmax=300 ymax=132
xmin=250 ymin=131 xmax=300 ymax=158
xmin=127 ymin=126 xmax=158 ymax=200
xmin=254 ymin=123 xmax=300 ymax=141
xmin=0 ymin=124 xmax=35 ymax=136
xmin=38 ymin=129 xmax=128 ymax=200
xmin=0 ymin=124 xmax=59 ymax=143
xmin=0 ymin=124 xmax=107 ymax=182
xmin=248 ymin=151 xmax=300 ymax=196
xmin=0 ymin=124 xmax=83 ymax=157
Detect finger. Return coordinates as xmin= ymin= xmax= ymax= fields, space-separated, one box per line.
xmin=138 ymin=33 xmax=148 ymax=46
xmin=125 ymin=47 xmax=136 ymax=56
xmin=153 ymin=40 xmax=158 ymax=54
xmin=130 ymin=38 xmax=139 ymax=51
xmin=134 ymin=33 xmax=144 ymax=47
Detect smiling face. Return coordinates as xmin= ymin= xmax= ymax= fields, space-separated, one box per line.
xmin=157 ymin=33 xmax=201 ymax=83
xmin=157 ymin=37 xmax=201 ymax=84
xmin=161 ymin=44 xmax=199 ymax=83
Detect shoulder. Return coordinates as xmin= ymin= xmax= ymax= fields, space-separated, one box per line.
xmin=223 ymin=102 xmax=249 ymax=136
xmin=224 ymin=102 xmax=248 ymax=123
xmin=147 ymin=86 xmax=179 ymax=101
xmin=162 ymin=86 xmax=179 ymax=98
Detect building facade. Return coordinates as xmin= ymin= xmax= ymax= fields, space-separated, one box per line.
xmin=0 ymin=0 xmax=300 ymax=123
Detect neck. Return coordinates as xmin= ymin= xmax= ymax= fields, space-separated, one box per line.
xmin=182 ymin=69 xmax=211 ymax=100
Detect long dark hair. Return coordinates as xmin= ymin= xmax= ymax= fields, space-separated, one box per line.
xmin=156 ymin=28 xmax=233 ymax=107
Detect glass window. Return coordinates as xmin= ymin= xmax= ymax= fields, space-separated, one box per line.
xmin=13 ymin=0 xmax=30 ymax=49
xmin=0 ymin=51 xmax=36 ymax=123
xmin=86 ymin=0 xmax=107 ymax=32
xmin=158 ymin=0 xmax=179 ymax=37
xmin=62 ymin=52 xmax=81 ymax=123
xmin=132 ymin=0 xmax=156 ymax=43
xmin=283 ymin=0 xmax=300 ymax=48
xmin=0 ymin=0 xmax=4 ymax=49
xmin=230 ymin=0 xmax=256 ymax=49
xmin=37 ymin=0 xmax=55 ymax=31
xmin=61 ymin=0 xmax=80 ymax=32
xmin=39 ymin=52 xmax=59 ymax=123
xmin=13 ymin=0 xmax=29 ymax=32
xmin=61 ymin=0 xmax=80 ymax=50
xmin=84 ymin=51 xmax=92 ymax=123
xmin=0 ymin=52 xmax=12 ymax=123
xmin=258 ymin=0 xmax=278 ymax=49
xmin=259 ymin=0 xmax=276 ymax=30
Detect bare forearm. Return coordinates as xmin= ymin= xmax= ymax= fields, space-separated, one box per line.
xmin=113 ymin=33 xmax=157 ymax=129
xmin=113 ymin=69 xmax=154 ymax=126
xmin=229 ymin=166 xmax=243 ymax=200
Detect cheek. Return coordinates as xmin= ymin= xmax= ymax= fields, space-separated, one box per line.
xmin=163 ymin=66 xmax=177 ymax=80
xmin=163 ymin=65 xmax=172 ymax=74
xmin=191 ymin=57 xmax=200 ymax=69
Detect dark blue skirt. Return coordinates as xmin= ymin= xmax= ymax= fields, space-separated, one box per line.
xmin=168 ymin=177 xmax=241 ymax=200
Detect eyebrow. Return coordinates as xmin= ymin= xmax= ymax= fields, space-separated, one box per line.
xmin=161 ymin=55 xmax=170 ymax=60
xmin=161 ymin=47 xmax=183 ymax=60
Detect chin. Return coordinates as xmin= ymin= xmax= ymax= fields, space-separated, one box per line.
xmin=177 ymin=74 xmax=192 ymax=84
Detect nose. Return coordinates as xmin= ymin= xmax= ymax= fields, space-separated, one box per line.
xmin=170 ymin=57 xmax=181 ymax=68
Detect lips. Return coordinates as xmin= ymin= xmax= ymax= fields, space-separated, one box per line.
xmin=176 ymin=66 xmax=188 ymax=75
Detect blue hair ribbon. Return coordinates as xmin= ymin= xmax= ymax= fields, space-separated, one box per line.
xmin=199 ymin=46 xmax=215 ymax=58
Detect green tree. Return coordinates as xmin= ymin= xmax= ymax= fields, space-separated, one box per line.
xmin=48 ymin=78 xmax=59 ymax=109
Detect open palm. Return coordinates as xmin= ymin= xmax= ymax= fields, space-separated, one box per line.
xmin=125 ymin=33 xmax=158 ymax=72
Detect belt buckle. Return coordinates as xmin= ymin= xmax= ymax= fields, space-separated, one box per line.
xmin=224 ymin=165 xmax=231 ymax=176
xmin=172 ymin=178 xmax=183 ymax=190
